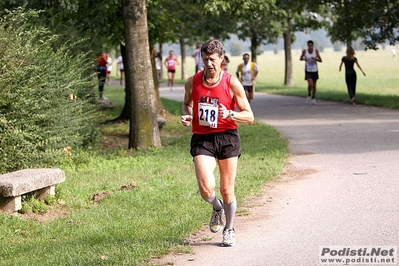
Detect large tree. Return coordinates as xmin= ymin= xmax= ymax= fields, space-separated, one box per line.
xmin=325 ymin=0 xmax=399 ymax=49
xmin=153 ymin=0 xmax=236 ymax=81
xmin=122 ymin=0 xmax=161 ymax=149
xmin=189 ymin=0 xmax=281 ymax=70
xmin=274 ymin=0 xmax=329 ymax=86
xmin=235 ymin=5 xmax=281 ymax=63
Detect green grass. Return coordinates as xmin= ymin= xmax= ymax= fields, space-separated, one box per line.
xmin=166 ymin=47 xmax=399 ymax=109
xmin=0 ymin=97 xmax=288 ymax=265
xmin=252 ymin=48 xmax=399 ymax=109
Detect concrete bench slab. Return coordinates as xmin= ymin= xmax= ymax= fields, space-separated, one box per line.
xmin=0 ymin=168 xmax=65 ymax=213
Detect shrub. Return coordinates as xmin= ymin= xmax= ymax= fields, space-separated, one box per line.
xmin=0 ymin=8 xmax=99 ymax=174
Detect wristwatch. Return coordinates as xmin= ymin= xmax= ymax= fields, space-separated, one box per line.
xmin=228 ymin=110 xmax=234 ymax=119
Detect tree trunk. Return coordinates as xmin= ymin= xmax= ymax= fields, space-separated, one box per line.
xmin=343 ymin=0 xmax=352 ymax=46
xmin=122 ymin=0 xmax=161 ymax=149
xmin=179 ymin=38 xmax=187 ymax=80
xmin=283 ymin=19 xmax=294 ymax=86
xmin=250 ymin=35 xmax=258 ymax=63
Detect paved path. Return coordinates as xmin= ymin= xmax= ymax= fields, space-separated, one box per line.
xmin=156 ymin=85 xmax=399 ymax=266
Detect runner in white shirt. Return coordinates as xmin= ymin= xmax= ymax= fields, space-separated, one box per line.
xmin=300 ymin=40 xmax=322 ymax=105
xmin=235 ymin=53 xmax=258 ymax=103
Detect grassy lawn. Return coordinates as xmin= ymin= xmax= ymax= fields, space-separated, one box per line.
xmin=0 ymin=89 xmax=288 ymax=265
xmin=167 ymin=47 xmax=399 ymax=109
xmin=252 ymin=48 xmax=399 ymax=109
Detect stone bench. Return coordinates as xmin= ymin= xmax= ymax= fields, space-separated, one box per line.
xmin=0 ymin=168 xmax=65 ymax=213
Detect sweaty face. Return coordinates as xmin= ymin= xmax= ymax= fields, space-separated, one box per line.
xmin=202 ymin=53 xmax=223 ymax=72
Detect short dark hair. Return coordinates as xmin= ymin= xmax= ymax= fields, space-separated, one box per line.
xmin=307 ymin=40 xmax=314 ymax=44
xmin=201 ymin=39 xmax=224 ymax=57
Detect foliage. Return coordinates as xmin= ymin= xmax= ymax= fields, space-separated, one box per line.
xmin=0 ymin=8 xmax=99 ymax=174
xmin=147 ymin=0 xmax=183 ymax=45
xmin=0 ymin=0 xmax=123 ymax=58
xmin=20 ymin=192 xmax=59 ymax=214
xmin=148 ymin=0 xmax=237 ymax=50
xmin=325 ymin=0 xmax=399 ymax=49
xmin=234 ymin=1 xmax=281 ymax=60
xmin=20 ymin=195 xmax=52 ymax=214
xmin=190 ymin=0 xmax=276 ymax=16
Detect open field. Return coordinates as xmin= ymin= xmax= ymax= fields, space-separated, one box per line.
xmin=174 ymin=47 xmax=399 ymax=92
xmin=164 ymin=46 xmax=399 ymax=108
xmin=230 ymin=47 xmax=399 ymax=92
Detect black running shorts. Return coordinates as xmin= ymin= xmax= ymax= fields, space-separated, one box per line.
xmin=190 ymin=129 xmax=241 ymax=159
xmin=243 ymin=85 xmax=253 ymax=93
xmin=305 ymin=71 xmax=319 ymax=81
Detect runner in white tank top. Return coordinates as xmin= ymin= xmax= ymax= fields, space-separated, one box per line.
xmin=300 ymin=40 xmax=322 ymax=105
xmin=304 ymin=49 xmax=318 ymax=72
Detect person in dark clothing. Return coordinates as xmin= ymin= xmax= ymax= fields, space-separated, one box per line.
xmin=96 ymin=52 xmax=108 ymax=100
xmin=339 ymin=46 xmax=366 ymax=105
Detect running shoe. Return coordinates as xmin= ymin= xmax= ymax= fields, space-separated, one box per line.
xmin=221 ymin=228 xmax=236 ymax=247
xmin=311 ymin=98 xmax=316 ymax=105
xmin=306 ymin=96 xmax=311 ymax=104
xmin=209 ymin=201 xmax=224 ymax=233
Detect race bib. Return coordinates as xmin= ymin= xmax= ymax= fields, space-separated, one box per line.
xmin=198 ymin=102 xmax=218 ymax=128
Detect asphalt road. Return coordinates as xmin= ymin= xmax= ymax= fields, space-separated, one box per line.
xmin=154 ymin=84 xmax=399 ymax=266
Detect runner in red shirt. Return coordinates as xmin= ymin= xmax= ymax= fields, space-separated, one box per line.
xmin=164 ymin=50 xmax=179 ymax=91
xmin=181 ymin=39 xmax=254 ymax=247
xmin=96 ymin=52 xmax=108 ymax=99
